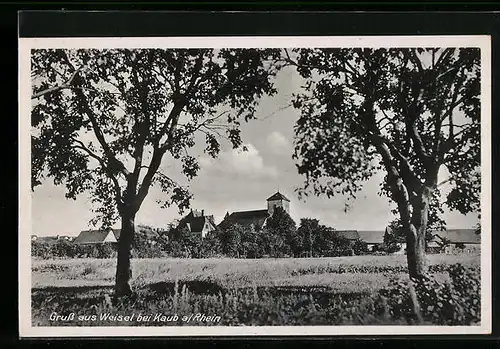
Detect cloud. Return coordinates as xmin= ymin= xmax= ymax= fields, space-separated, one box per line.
xmin=199 ymin=143 xmax=278 ymax=179
xmin=266 ymin=131 xmax=290 ymax=154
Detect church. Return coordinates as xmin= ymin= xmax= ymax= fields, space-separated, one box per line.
xmin=176 ymin=191 xmax=290 ymax=238
xmin=220 ymin=191 xmax=291 ymax=230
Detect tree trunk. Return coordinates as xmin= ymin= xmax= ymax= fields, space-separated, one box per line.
xmin=405 ymin=185 xmax=433 ymax=279
xmin=405 ymin=223 xmax=427 ymax=278
xmin=115 ymin=210 xmax=135 ymax=298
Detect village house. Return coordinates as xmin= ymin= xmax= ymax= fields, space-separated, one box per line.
xmin=334 ymin=230 xmax=361 ymax=242
xmin=220 ymin=191 xmax=291 ymax=230
xmin=334 ymin=227 xmax=479 ymax=255
xmin=336 ymin=227 xmax=406 ymax=254
xmin=177 ymin=209 xmax=217 ymax=238
xmin=73 ymin=225 xmax=165 ymax=245
xmin=357 ymin=230 xmax=387 ymax=252
xmin=73 ymin=228 xmax=121 ymax=245
xmin=427 ymin=228 xmax=480 ymax=254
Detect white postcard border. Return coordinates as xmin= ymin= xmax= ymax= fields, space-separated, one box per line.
xmin=19 ymin=35 xmax=492 ymax=337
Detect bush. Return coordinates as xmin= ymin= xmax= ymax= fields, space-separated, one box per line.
xmin=385 ymin=243 xmax=402 ymax=254
xmin=31 ymin=240 xmax=117 ymax=259
xmin=93 ymin=243 xmax=117 ymax=259
xmin=352 ymin=239 xmax=368 ymax=255
xmin=379 ymin=263 xmax=480 ymax=325
xmin=31 ymin=241 xmax=52 ymax=259
xmin=51 ymin=239 xmax=77 ymax=258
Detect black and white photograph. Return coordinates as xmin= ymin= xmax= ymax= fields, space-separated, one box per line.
xmin=18 ymin=35 xmax=491 ymax=336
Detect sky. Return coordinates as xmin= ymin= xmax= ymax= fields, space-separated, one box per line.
xmin=31 ymin=65 xmax=479 ymax=237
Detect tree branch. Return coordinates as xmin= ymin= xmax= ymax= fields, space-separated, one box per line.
xmin=434 ymin=48 xmax=455 ymax=71
xmin=352 ymin=98 xmax=420 ymax=219
xmin=59 ymin=50 xmax=131 ymax=179
xmin=437 ymin=177 xmax=453 ymax=187
xmin=404 ymin=50 xmax=424 ymax=73
xmin=125 ymin=50 xmax=153 ymax=194
xmin=31 ymin=68 xmax=82 ymax=99
xmin=134 ymin=146 xmax=167 ymax=211
xmin=158 ymin=53 xmax=206 ymax=151
xmin=408 ymin=121 xmax=431 ymax=164
xmin=135 ymin=54 xmax=209 ymax=211
xmin=71 ymin=139 xmax=123 ymax=206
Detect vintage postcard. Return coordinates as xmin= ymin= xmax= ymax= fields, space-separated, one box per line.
xmin=19 ymin=35 xmax=491 ymax=337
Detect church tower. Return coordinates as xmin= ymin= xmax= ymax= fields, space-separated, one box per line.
xmin=266 ymin=191 xmax=290 ymax=216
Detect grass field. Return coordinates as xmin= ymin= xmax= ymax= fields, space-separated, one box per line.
xmin=31 ymin=254 xmax=480 ymax=326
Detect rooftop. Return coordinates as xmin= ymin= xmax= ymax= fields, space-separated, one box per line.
xmin=334 ymin=230 xmax=360 ymax=240
xmin=73 ymin=229 xmax=120 ymax=244
xmin=432 ymin=229 xmax=480 ymax=244
xmin=357 ymin=230 xmax=385 ymax=244
xmin=183 ymin=216 xmax=215 ymax=233
xmin=222 ymin=209 xmax=270 ymax=230
xmin=266 ymin=191 xmax=290 ymax=202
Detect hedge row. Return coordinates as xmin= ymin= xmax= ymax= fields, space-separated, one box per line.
xmin=31 ymin=240 xmax=117 ymax=259
xmin=290 ymin=263 xmax=479 ymax=275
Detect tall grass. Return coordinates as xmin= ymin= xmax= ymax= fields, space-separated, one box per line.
xmin=31 ymin=255 xmax=480 ymax=326
xmin=32 ymin=254 xmax=480 ymax=291
xmin=32 ymin=284 xmax=402 ymax=326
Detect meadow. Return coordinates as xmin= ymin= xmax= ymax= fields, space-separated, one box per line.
xmin=31 ymin=254 xmax=481 ymax=326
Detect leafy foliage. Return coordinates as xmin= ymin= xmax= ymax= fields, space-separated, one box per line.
xmin=380 ymin=263 xmax=480 ymax=325
xmin=131 ymin=226 xmax=167 ymax=258
xmin=200 ymin=230 xmax=223 ymax=258
xmin=264 ymin=207 xmax=298 ymax=257
xmin=220 ymin=223 xmax=244 ymax=257
xmin=289 ymin=48 xmax=481 ymax=274
xmin=292 ymin=47 xmax=480 ymax=211
xmin=32 ymin=227 xmax=170 ymax=259
xmin=352 ymin=239 xmax=369 ymax=255
xmin=295 ymin=218 xmax=355 ymax=257
xmin=31 ymin=48 xmax=282 ymax=228
xmin=296 ymin=218 xmax=320 ymax=257
xmin=166 ymin=226 xmax=202 ymax=258
xmin=32 ymin=240 xmax=117 ymax=259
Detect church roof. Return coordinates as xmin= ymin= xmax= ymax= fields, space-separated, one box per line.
xmin=222 ymin=209 xmax=270 ymax=230
xmin=227 ymin=209 xmax=269 ymax=220
xmin=266 ymin=191 xmax=290 ymax=202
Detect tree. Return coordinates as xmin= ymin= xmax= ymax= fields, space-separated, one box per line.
xmin=265 ymin=207 xmax=297 ymax=257
xmin=180 ymin=229 xmax=203 ymax=258
xmin=297 ymin=218 xmax=320 ymax=257
xmin=296 ymin=218 xmax=349 ymax=257
xmin=31 ymin=48 xmax=281 ymax=296
xmin=318 ymin=230 xmax=352 ymax=257
xmin=352 ymin=238 xmax=368 ymax=255
xmin=383 ymin=226 xmax=403 ymax=254
xmin=290 ymin=48 xmax=480 ymax=278
xmin=387 ymin=217 xmax=436 ymax=246
xmin=239 ymin=224 xmax=260 ymax=258
xmin=132 ymin=224 xmax=165 ymax=258
xmin=435 ymin=236 xmax=452 ymax=253
xmin=200 ymin=229 xmax=222 ymax=258
xmin=255 ymin=227 xmax=276 ymax=257
xmin=220 ymin=223 xmax=243 ymax=257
